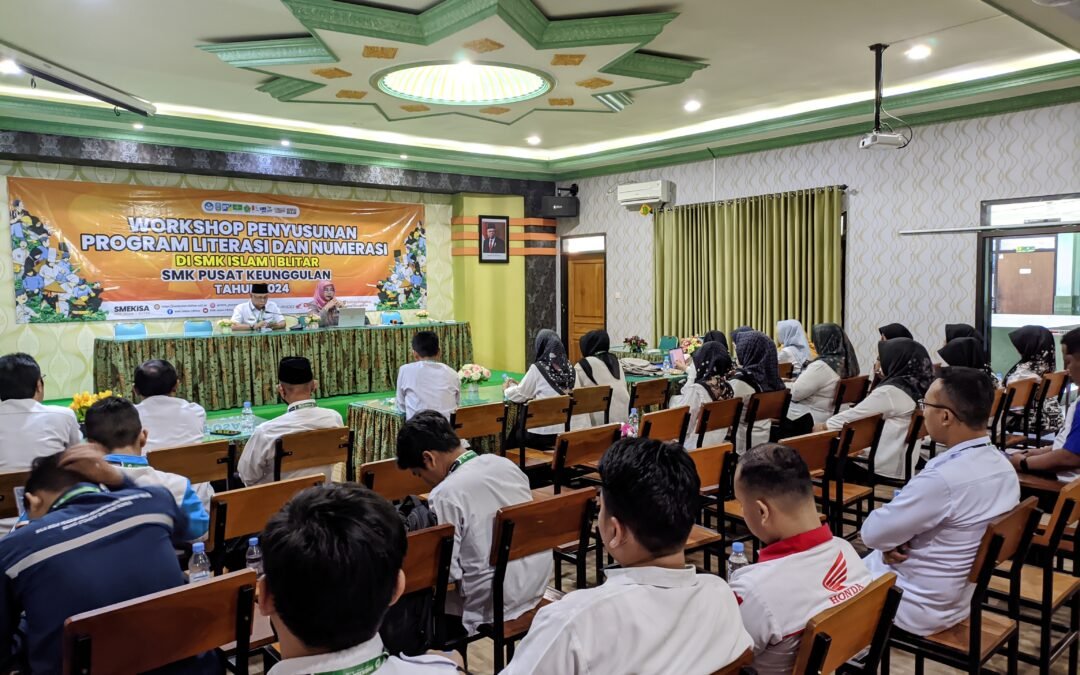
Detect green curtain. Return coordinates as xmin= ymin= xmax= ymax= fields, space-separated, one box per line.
xmin=653 ymin=186 xmax=844 ymax=341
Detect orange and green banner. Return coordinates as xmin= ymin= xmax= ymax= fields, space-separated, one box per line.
xmin=8 ymin=177 xmax=426 ymax=323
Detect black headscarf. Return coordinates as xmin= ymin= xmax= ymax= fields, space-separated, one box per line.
xmin=945 ymin=323 xmax=980 ymax=344
xmin=732 ymin=330 xmax=785 ymax=392
xmin=879 ymin=323 xmax=913 ymax=340
xmin=811 ymin=323 xmax=860 ymax=378
xmin=693 ymin=342 xmax=735 ymax=401
xmin=938 ymin=337 xmax=994 ymax=375
xmin=533 ymin=329 xmax=575 ymax=394
xmin=702 ymin=330 xmax=729 ymax=352
xmin=878 ymin=338 xmax=934 ymax=403
xmin=1006 ymin=325 xmax=1056 ymax=379
xmin=577 ymin=330 xmax=620 ymax=383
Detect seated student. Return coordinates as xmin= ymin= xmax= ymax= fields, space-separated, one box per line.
xmin=396 ymin=331 xmax=460 ymax=421
xmin=504 ymin=329 xmax=583 ymax=450
xmin=1003 ymin=324 xmax=1064 ymax=434
xmin=395 ymin=411 xmax=550 ymax=637
xmin=862 ymin=367 xmax=1019 ymax=636
xmin=731 ymin=330 xmax=787 ymax=454
xmin=1009 ymin=326 xmax=1080 ymax=475
xmin=825 ymin=338 xmax=932 ymax=479
xmin=681 ymin=330 xmax=729 ymax=382
xmin=258 ymin=483 xmax=458 ymax=674
xmin=573 ymin=330 xmax=630 ymax=425
xmin=729 ymin=443 xmax=873 ymax=675
xmin=84 ymin=396 xmax=210 ymax=540
xmin=669 ymin=342 xmax=738 ymax=448
xmin=238 ymin=356 xmax=344 ymax=486
xmin=879 ymin=323 xmax=913 ymax=341
xmin=788 ymin=323 xmax=860 ymax=426
xmin=133 ymin=358 xmax=207 ymax=452
xmin=231 ymin=282 xmax=286 ymax=332
xmin=504 ymin=437 xmax=752 ymax=674
xmin=0 ymin=448 xmax=215 ymax=675
xmin=938 ymin=337 xmax=1001 ymax=389
xmin=776 ymin=319 xmax=811 ymax=376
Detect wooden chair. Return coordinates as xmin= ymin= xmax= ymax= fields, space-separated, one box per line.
xmin=572 ymin=385 xmax=613 ymax=424
xmin=742 ymin=389 xmax=791 ymax=451
xmin=867 ymin=411 xmax=928 ymax=509
xmin=1000 ymin=379 xmax=1038 ymax=450
xmin=273 ymin=426 xmax=353 ymax=482
xmin=147 ymin=440 xmax=236 ymax=490
xmin=0 ymin=469 xmax=30 ymax=520
xmin=451 ymin=402 xmax=508 ymax=446
xmin=695 ymin=398 xmax=743 ymax=449
xmin=628 ymin=378 xmax=669 ymax=412
xmin=401 ymin=524 xmax=456 ymax=649
xmin=505 ymin=395 xmax=572 ymax=471
xmin=711 ymin=647 xmax=754 ymax=675
xmin=886 ymin=497 xmax=1041 ymax=675
xmin=781 ymin=430 xmax=840 ymax=527
xmin=792 ymin=574 xmax=902 ymax=675
xmin=482 ymin=487 xmax=596 ymax=671
xmin=989 ymin=387 xmax=1008 ymax=450
xmin=63 ymin=569 xmax=257 ymax=675
xmin=359 ymin=457 xmax=428 ymax=503
xmin=640 ymin=406 xmax=690 ymax=445
xmin=778 ymin=362 xmax=794 ymax=380
xmin=832 ymin=375 xmax=871 ymax=415
xmin=1031 ymin=371 xmax=1070 ymax=446
xmin=207 ymin=475 xmax=325 ymax=574
xmin=830 ymin=414 xmax=884 ymax=536
xmin=686 ymin=444 xmax=733 ymax=573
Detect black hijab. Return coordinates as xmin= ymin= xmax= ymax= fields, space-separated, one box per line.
xmin=702 ymin=330 xmax=729 ymax=352
xmin=878 ymin=338 xmax=934 ymax=403
xmin=811 ymin=323 xmax=860 ymax=378
xmin=1006 ymin=325 xmax=1056 ymax=379
xmin=732 ymin=330 xmax=785 ymax=392
xmin=533 ymin=329 xmax=575 ymax=394
xmin=945 ymin=323 xmax=980 ymax=344
xmin=693 ymin=342 xmax=735 ymax=401
xmin=879 ymin=323 xmax=913 ymax=340
xmin=938 ymin=337 xmax=994 ymax=375
xmin=577 ymin=330 xmax=620 ymax=383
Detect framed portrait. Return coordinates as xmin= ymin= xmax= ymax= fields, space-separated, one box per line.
xmin=478 ymin=215 xmax=510 ymax=263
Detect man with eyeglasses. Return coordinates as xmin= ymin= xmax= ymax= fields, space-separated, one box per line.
xmin=860 ymin=366 xmax=1019 ymax=637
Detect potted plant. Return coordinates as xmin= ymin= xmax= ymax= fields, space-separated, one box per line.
xmin=217 ymin=319 xmax=232 ymax=334
xmin=458 ymin=363 xmax=491 ymax=399
xmin=70 ymin=389 xmax=112 ymax=433
xmin=623 ymin=335 xmax=647 ymax=355
xmin=416 ymin=310 xmax=430 ymax=324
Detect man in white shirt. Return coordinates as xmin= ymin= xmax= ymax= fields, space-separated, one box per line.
xmin=1008 ymin=326 xmax=1080 ymax=475
xmin=862 ymin=366 xmax=1020 ymax=636
xmin=230 ymin=283 xmax=286 ymax=332
xmin=396 ymin=331 xmax=460 ymax=420
xmin=133 ymin=359 xmax=207 ymax=452
xmin=395 ymin=411 xmax=550 ymax=637
xmin=505 ymin=437 xmax=751 ymax=674
xmin=729 ymin=443 xmax=873 ymax=675
xmin=238 ymin=357 xmax=344 ymax=486
xmin=258 ymin=483 xmax=459 ymax=674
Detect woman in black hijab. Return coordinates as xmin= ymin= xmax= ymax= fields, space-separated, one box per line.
xmin=811 ymin=323 xmax=860 ymax=379
xmin=702 ymin=330 xmax=729 ymax=352
xmin=939 ymin=337 xmax=1000 ymax=387
xmin=879 ymin=323 xmax=913 ymax=341
xmin=945 ymin=323 xmax=980 ymax=344
xmin=787 ymin=323 xmax=861 ymax=431
xmin=1004 ymin=324 xmax=1063 ymax=433
xmin=672 ymin=342 xmax=736 ymax=448
xmin=574 ymin=329 xmax=630 ymax=425
xmin=732 ymin=330 xmax=785 ymax=393
xmin=505 ymin=328 xmax=577 ymax=449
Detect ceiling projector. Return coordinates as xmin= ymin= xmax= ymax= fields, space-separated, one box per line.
xmin=859 ymin=131 xmax=907 ymax=149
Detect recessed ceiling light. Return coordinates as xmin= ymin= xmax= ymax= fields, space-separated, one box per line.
xmin=132 ymin=122 xmax=144 ymax=130
xmin=526 ymin=135 xmax=541 ymax=146
xmin=904 ymin=44 xmax=932 ymax=61
xmin=683 ymin=99 xmax=702 ymax=112
xmin=399 ymin=154 xmax=408 ymax=159
xmin=0 ymin=59 xmax=21 ymax=75
xmin=378 ymin=61 xmax=550 ymax=106
xmin=280 ymin=139 xmax=291 ymax=147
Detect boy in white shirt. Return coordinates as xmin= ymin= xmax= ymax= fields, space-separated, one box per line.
xmin=505 ymin=437 xmax=752 ymax=674
xmin=133 ymin=359 xmax=207 ymax=452
xmin=396 ymin=331 xmax=460 ymax=420
xmin=395 ymin=411 xmax=550 ymax=637
xmin=729 ymin=443 xmax=873 ymax=675
xmin=230 ymin=283 xmax=286 ymax=332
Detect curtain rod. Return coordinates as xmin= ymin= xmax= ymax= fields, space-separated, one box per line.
xmin=899 ymin=220 xmax=1080 ymax=236
xmin=664 ymin=184 xmax=847 ymax=211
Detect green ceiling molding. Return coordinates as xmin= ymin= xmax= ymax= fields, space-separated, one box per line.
xmin=603 ymin=52 xmax=708 ymax=84
xmin=198 ymin=37 xmax=337 ymax=67
xmin=255 ymin=74 xmax=325 ymax=99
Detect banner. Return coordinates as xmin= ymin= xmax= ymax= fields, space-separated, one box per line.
xmin=8 ymin=178 xmax=426 ymax=323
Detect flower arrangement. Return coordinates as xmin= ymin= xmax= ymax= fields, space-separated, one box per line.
xmin=623 ymin=335 xmax=647 ymax=354
xmin=458 ymin=364 xmax=491 ymax=384
xmin=70 ymin=390 xmax=112 ymax=422
xmin=680 ymin=336 xmax=703 ymax=355
xmin=416 ymin=310 xmax=429 ymax=322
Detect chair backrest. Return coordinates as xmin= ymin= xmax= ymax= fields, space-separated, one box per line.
xmin=489 ymin=487 xmax=597 ymax=565
xmin=360 ymin=457 xmax=430 ymax=503
xmin=780 ymin=430 xmax=839 ymax=474
xmin=969 ymin=496 xmax=1040 ymax=584
xmin=381 ymin=311 xmax=402 ymax=325
xmin=640 ymin=406 xmax=690 ymax=445
xmin=1007 ymin=378 xmax=1038 ymax=411
xmin=522 ymin=395 xmax=573 ymax=433
xmin=207 ymin=475 xmax=325 ymax=555
xmin=552 ymin=424 xmax=622 ymax=491
xmin=687 ymin=443 xmax=734 ymax=493
xmin=113 ymin=322 xmax=147 ymax=339
xmin=1033 ymin=477 xmax=1080 ymax=548
xmin=989 ymin=387 xmax=1008 ymax=446
xmin=711 ymin=647 xmax=754 ymax=675
xmin=837 ymin=413 xmax=884 ymax=458
xmin=63 ymin=569 xmax=257 ymax=675
xmin=791 ymin=574 xmax=901 ymax=675
xmin=274 ymin=426 xmax=353 ymax=482
xmin=832 ymin=375 xmax=870 ymax=414
xmin=571 ymin=385 xmax=612 ymax=421
xmin=658 ymin=335 xmax=679 ymax=351
xmin=747 ymin=389 xmax=791 ymax=422
xmin=146 ymin=440 xmax=233 ymax=486
xmin=182 ymin=319 xmax=213 ymax=336
xmin=778 ymin=362 xmax=794 ymax=380
xmin=1040 ymin=370 xmax=1069 ymax=402
xmin=696 ymin=398 xmax=743 ymax=442
xmin=402 ymin=523 xmax=455 ymax=595
xmin=451 ymin=402 xmax=507 ymax=441
xmin=0 ymin=469 xmax=29 ymax=520
xmin=629 ymin=378 xmax=669 ymax=410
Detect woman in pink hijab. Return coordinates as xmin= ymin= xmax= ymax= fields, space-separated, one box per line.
xmin=310 ymin=280 xmax=343 ymax=327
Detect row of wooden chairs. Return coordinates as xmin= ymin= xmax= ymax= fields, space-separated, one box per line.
xmin=993 ymin=370 xmax=1071 ymax=451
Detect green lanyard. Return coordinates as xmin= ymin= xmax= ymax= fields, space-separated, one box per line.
xmin=49 ymin=485 xmax=102 ymax=513
xmin=447 ymin=450 xmax=478 ymax=475
xmin=313 ymin=653 xmax=388 ymax=675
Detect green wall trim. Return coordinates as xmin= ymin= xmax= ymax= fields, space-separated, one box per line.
xmin=198 ymin=37 xmax=337 ymax=67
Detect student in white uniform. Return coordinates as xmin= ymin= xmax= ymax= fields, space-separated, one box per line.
xmin=776 ymin=319 xmax=811 ymax=376
xmin=729 ymin=443 xmax=873 ymax=675
xmin=669 ymin=342 xmax=737 ymax=448
xmin=133 ymin=359 xmax=207 ymax=452
xmin=258 ymin=483 xmax=459 ymax=675
xmin=825 ymin=338 xmax=933 ymax=480
xmin=395 ymin=411 xmax=550 ymax=637
xmin=504 ymin=437 xmax=752 ymax=674
xmin=731 ymin=331 xmax=787 ymax=454
xmin=938 ymin=337 xmax=1001 ymax=389
xmin=681 ymin=330 xmax=729 ymax=383
xmin=788 ymin=323 xmax=860 ymax=427
xmin=504 ymin=329 xmax=582 ymax=449
xmin=862 ymin=367 xmax=1020 ymax=636
xmin=573 ymin=330 xmax=630 ymax=425
xmin=230 ymin=283 xmax=286 ymax=332
xmin=1008 ymin=326 xmax=1080 ymax=475
xmin=396 ymin=331 xmax=460 ymax=421
xmin=238 ymin=357 xmax=344 ymax=486
xmin=1003 ymin=325 xmax=1064 ymax=434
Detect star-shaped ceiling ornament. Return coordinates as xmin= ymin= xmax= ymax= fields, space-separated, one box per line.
xmin=200 ymin=0 xmax=707 ymax=125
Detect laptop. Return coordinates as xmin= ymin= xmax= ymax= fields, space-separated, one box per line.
xmin=338 ymin=307 xmax=370 ymax=328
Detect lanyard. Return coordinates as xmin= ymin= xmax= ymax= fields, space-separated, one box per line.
xmin=312 ymin=653 xmax=388 ymax=675
xmin=49 ymin=485 xmax=102 ymax=513
xmin=447 ymin=450 xmax=478 ymax=475
xmin=289 ymin=401 xmax=318 ymax=412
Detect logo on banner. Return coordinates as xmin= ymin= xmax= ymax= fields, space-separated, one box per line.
xmin=201 ymin=200 xmax=300 ymax=218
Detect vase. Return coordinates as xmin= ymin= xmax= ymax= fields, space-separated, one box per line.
xmin=467 ymin=382 xmax=479 ymax=398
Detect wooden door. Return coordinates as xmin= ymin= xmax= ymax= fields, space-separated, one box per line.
xmin=996 ymin=251 xmax=1055 ymax=314
xmin=567 ymin=252 xmax=606 ymax=362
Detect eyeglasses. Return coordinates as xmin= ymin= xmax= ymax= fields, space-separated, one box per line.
xmin=917 ymin=399 xmax=957 ymax=416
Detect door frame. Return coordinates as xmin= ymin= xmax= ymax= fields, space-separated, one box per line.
xmin=560 ymin=234 xmax=607 ymax=353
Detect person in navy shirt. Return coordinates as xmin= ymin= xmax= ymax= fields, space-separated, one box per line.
xmin=1009 ymin=327 xmax=1080 ymax=474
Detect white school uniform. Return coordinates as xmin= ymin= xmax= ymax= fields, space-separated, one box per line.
xmin=573 ymin=357 xmax=630 ymax=425
xmin=136 ymin=395 xmax=207 ymax=452
xmin=730 ymin=525 xmax=873 ymax=675
xmin=428 ymin=452 xmax=551 ymax=635
xmin=395 ymin=361 xmax=461 ymax=420
xmin=787 ymin=361 xmax=840 ymax=425
xmin=777 ymin=346 xmax=805 ymax=375
xmin=237 ymin=400 xmax=344 ymax=486
xmin=503 ymin=565 xmax=752 ymax=675
xmin=267 ymin=635 xmax=457 ymax=675
xmin=505 ymin=364 xmax=586 ymax=435
xmin=861 ymin=437 xmax=1020 ymax=636
xmin=230 ymin=299 xmax=285 ymax=327
xmin=731 ymin=379 xmax=773 ymax=455
xmin=826 ymin=385 xmax=916 ymax=479
xmin=670 ymin=383 xmax=730 ymax=449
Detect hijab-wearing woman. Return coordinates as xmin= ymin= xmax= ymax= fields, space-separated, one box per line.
xmin=939 ymin=337 xmax=1001 ymax=388
xmin=789 ymin=323 xmax=861 ymax=425
xmin=683 ymin=329 xmax=730 ymax=381
xmin=1004 ymin=325 xmax=1063 ymax=433
xmin=310 ymin=280 xmax=343 ymax=327
xmin=573 ymin=329 xmax=630 ymax=425
xmin=879 ymin=323 xmax=914 ymax=341
xmin=945 ymin=323 xmax=980 ymax=344
xmin=505 ymin=329 xmax=584 ymax=448
xmin=731 ymin=330 xmax=786 ymax=453
xmin=827 ymin=337 xmax=932 ymax=479
xmin=670 ymin=342 xmax=736 ymax=448
xmin=776 ymin=319 xmax=812 ymax=375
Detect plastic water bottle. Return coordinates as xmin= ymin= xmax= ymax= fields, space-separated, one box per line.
xmin=502 ymin=373 xmax=510 ymax=399
xmin=627 ymin=408 xmax=640 ymax=437
xmin=245 ymin=537 xmax=263 ymax=577
xmin=663 ymin=354 xmax=672 ymax=371
xmin=241 ymin=402 xmax=254 ymax=432
xmin=727 ymin=541 xmax=750 ymax=578
xmin=188 ymin=542 xmax=211 ymax=583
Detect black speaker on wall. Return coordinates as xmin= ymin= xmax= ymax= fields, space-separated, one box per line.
xmin=540 ymin=195 xmax=579 ymax=218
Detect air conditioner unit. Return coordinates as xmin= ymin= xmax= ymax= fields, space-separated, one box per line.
xmin=617 ymin=180 xmax=674 ymax=207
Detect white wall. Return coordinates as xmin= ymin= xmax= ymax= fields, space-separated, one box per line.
xmin=559 ymin=102 xmax=1080 ymax=368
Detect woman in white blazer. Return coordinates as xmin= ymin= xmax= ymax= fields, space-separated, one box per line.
xmin=670 ymin=341 xmax=738 ymax=448
xmin=731 ymin=330 xmax=788 ymax=454
xmin=788 ymin=323 xmax=860 ymax=426
xmin=505 ymin=329 xmax=584 ymax=449
xmin=573 ymin=330 xmax=630 ymax=426
xmin=776 ymin=319 xmax=812 ymax=376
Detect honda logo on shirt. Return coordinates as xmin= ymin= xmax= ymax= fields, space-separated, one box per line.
xmin=824 ymin=553 xmax=864 ymax=604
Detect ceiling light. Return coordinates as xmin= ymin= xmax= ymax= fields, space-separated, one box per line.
xmin=280 ymin=139 xmax=290 ymax=147
xmin=683 ymin=99 xmax=702 ymax=112
xmin=132 ymin=122 xmax=144 ymax=130
xmin=378 ymin=61 xmax=551 ymax=106
xmin=399 ymin=154 xmax=408 ymax=159
xmin=904 ymin=44 xmax=932 ymax=61
xmin=526 ymin=135 xmax=541 ymax=146
xmin=0 ymin=59 xmax=21 ymax=75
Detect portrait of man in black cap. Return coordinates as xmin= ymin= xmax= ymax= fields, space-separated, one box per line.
xmin=230 ymin=283 xmax=286 ymax=332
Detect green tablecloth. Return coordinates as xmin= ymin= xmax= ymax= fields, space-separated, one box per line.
xmin=93 ymin=322 xmax=473 ymax=411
